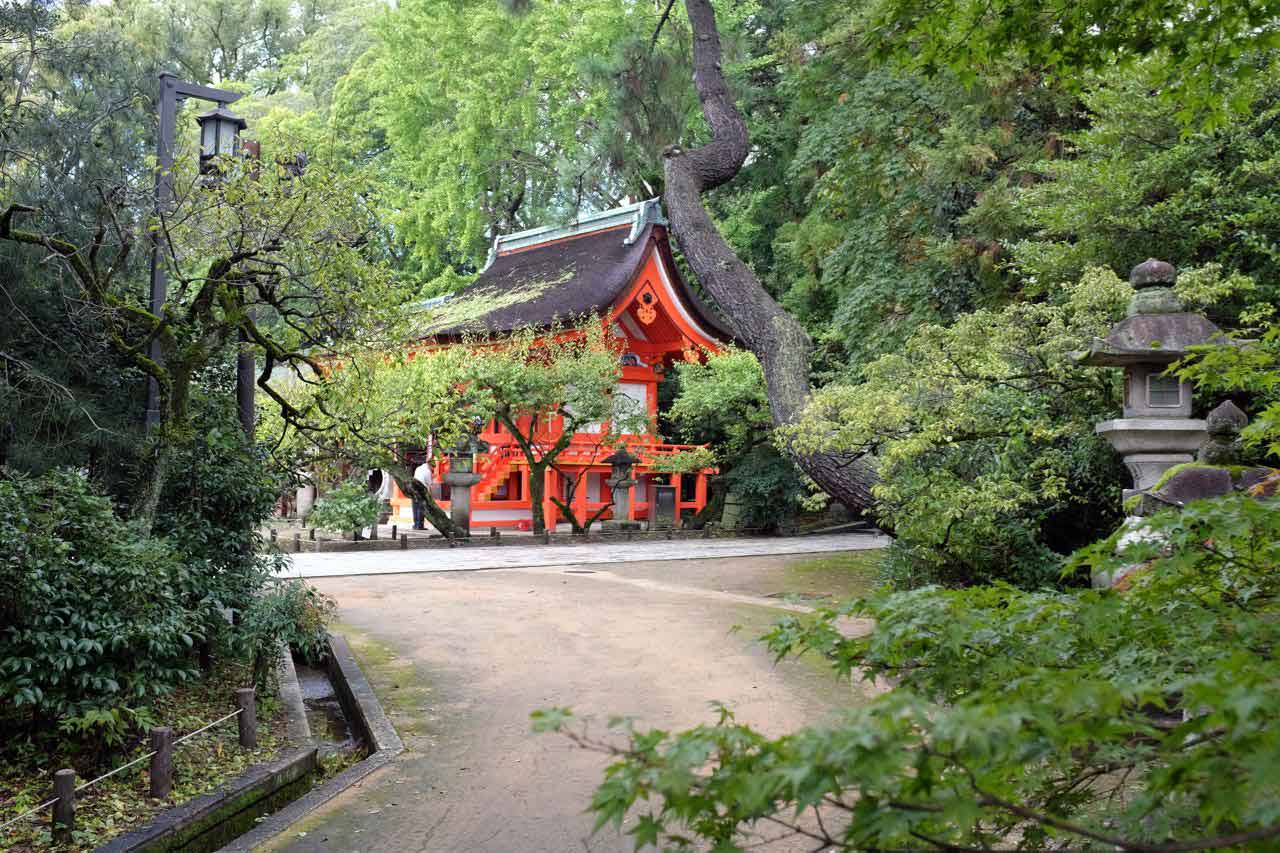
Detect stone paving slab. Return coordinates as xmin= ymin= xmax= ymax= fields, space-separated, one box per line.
xmin=274 ymin=531 xmax=887 ymax=579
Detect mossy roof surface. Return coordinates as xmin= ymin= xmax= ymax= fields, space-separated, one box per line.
xmin=414 ymin=224 xmax=735 ymax=341
xmin=417 ymin=224 xmax=655 ymax=337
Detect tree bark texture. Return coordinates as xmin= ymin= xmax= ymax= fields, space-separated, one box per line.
xmin=393 ymin=472 xmax=462 ymax=538
xmin=662 ymin=0 xmax=877 ymax=514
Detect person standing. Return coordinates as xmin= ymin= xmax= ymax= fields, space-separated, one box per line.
xmin=411 ymin=458 xmax=434 ymax=530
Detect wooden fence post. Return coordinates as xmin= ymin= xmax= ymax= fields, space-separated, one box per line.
xmin=149 ymin=727 xmax=173 ymax=798
xmin=293 ymin=532 xmax=301 ymax=553
xmin=234 ymin=688 xmax=257 ymax=748
xmin=52 ymin=768 xmax=75 ymax=841
xmin=309 ymin=527 xmax=316 ymax=541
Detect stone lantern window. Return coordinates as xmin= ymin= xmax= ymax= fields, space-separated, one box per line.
xmin=1147 ymin=374 xmax=1182 ymax=408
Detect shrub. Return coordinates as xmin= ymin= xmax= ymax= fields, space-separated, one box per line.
xmin=667 ymin=349 xmax=810 ymax=530
xmin=308 ymin=480 xmax=381 ymax=538
xmin=0 ymin=470 xmax=201 ymax=743
xmin=241 ymin=580 xmax=337 ymax=688
xmin=152 ymin=397 xmax=287 ymax=652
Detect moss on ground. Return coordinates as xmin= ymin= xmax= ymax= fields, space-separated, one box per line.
xmin=778 ymin=551 xmax=882 ymax=604
xmin=0 ymin=659 xmax=289 ymax=852
xmin=331 ymin=623 xmax=436 ymax=742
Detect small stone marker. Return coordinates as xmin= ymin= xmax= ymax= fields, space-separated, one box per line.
xmin=391 ymin=524 xmax=398 ymax=539
xmin=234 ymin=688 xmax=257 ymax=748
xmin=52 ymin=768 xmax=75 ymax=841
xmin=293 ymin=532 xmax=302 ymax=553
xmin=400 ymin=533 xmax=408 ymax=550
xmin=150 ymin=727 xmax=173 ymax=798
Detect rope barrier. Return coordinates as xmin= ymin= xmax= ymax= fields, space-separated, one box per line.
xmin=0 ymin=798 xmax=59 ymax=833
xmin=0 ymin=706 xmax=245 ymax=833
xmin=74 ymin=749 xmax=158 ymax=794
xmin=173 ymin=708 xmax=242 ymax=746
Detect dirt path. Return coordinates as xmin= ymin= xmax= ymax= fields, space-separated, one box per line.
xmin=264 ymin=552 xmax=881 ymax=853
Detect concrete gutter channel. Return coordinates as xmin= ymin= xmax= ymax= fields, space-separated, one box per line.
xmin=93 ymin=634 xmax=401 ymax=853
xmin=218 ymin=634 xmax=404 ymax=852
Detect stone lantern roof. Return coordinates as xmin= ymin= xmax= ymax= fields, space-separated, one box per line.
xmin=603 ymin=443 xmax=641 ymax=468
xmin=1076 ymin=259 xmax=1227 ymax=367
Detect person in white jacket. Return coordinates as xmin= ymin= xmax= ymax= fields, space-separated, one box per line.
xmin=411 ymin=459 xmax=433 ymax=529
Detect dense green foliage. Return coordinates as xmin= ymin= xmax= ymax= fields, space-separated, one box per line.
xmin=792 ymin=269 xmax=1131 ymax=586
xmin=538 ymin=492 xmax=1280 ymax=850
xmin=241 ymin=580 xmax=337 ymax=685
xmin=1178 ymin=317 xmax=1280 ymax=461
xmin=307 ymin=480 xmax=382 ymax=537
xmin=0 ymin=470 xmax=200 ymax=743
xmin=1 ymin=1 xmax=348 ymax=758
xmin=666 ymin=349 xmax=811 ymax=529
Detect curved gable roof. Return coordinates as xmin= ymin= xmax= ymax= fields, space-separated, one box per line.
xmin=417 ymin=201 xmax=733 ymax=341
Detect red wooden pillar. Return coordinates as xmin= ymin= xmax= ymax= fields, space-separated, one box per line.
xmin=520 ymin=466 xmax=530 ymax=503
xmin=543 ymin=467 xmax=558 ymax=529
xmin=695 ymin=471 xmax=708 ymax=512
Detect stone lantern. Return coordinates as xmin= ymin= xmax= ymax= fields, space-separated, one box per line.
xmin=1078 ymin=259 xmax=1227 ymax=499
xmin=443 ymin=434 xmax=489 ymax=537
xmin=602 ymin=443 xmax=641 ymax=531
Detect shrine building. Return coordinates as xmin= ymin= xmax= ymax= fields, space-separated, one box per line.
xmin=387 ymin=199 xmax=732 ymax=531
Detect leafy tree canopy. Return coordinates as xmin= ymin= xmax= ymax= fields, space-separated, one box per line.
xmin=860 ymin=0 xmax=1280 ymax=125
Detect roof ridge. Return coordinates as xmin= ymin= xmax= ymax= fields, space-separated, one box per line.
xmin=480 ymin=198 xmax=666 ymax=272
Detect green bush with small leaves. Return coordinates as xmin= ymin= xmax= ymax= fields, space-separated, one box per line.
xmin=241 ymin=580 xmax=337 ymax=688
xmin=307 ymin=480 xmax=382 ymax=538
xmin=0 ymin=470 xmax=201 ymax=743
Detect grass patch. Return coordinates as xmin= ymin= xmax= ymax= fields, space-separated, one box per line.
xmin=335 ymin=625 xmax=435 ymax=741
xmin=779 ymin=551 xmax=883 ymax=603
xmin=0 ymin=659 xmax=289 ymax=852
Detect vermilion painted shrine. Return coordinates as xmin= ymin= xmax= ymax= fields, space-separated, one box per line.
xmin=386 ymin=199 xmax=732 ymax=530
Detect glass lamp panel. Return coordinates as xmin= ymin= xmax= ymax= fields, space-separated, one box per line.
xmin=217 ymin=118 xmax=239 ymax=155
xmin=201 ymin=120 xmax=218 ymax=157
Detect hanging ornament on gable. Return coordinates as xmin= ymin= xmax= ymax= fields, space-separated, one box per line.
xmin=635 ymin=287 xmax=658 ymax=325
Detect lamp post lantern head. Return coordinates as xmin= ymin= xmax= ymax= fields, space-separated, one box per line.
xmin=446 ymin=434 xmax=490 ymax=475
xmin=195 ymin=103 xmax=247 ymax=171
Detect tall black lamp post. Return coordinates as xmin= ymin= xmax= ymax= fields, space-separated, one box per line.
xmin=146 ymin=73 xmax=255 ymax=440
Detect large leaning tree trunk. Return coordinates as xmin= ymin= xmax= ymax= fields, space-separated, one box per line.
xmin=661 ymin=0 xmax=877 ymax=515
